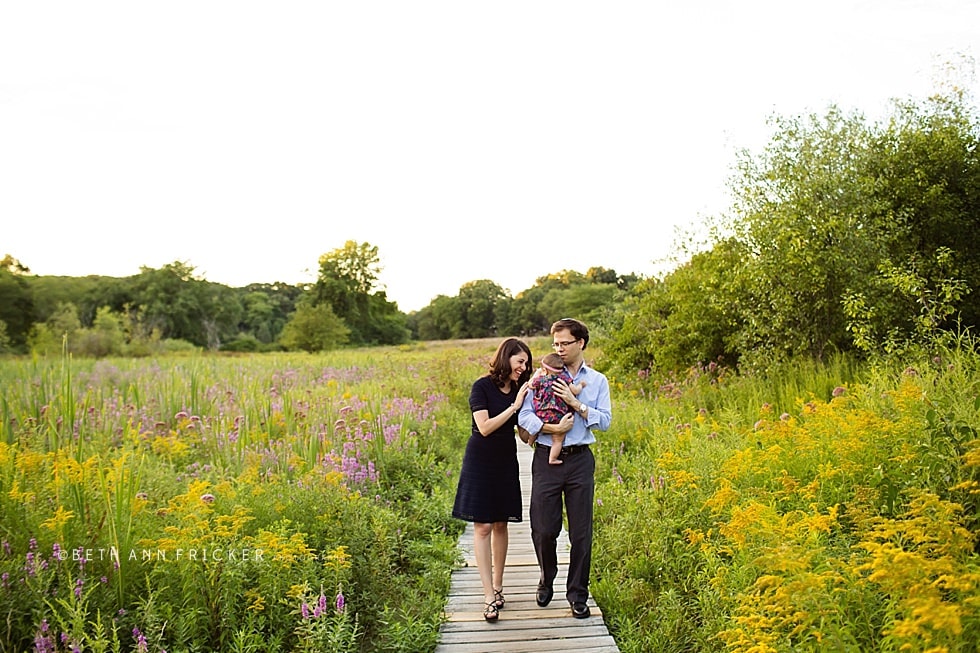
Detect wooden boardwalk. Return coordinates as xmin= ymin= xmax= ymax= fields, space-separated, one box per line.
xmin=436 ymin=439 xmax=620 ymax=653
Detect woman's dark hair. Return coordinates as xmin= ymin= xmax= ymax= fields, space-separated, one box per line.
xmin=551 ymin=317 xmax=590 ymax=349
xmin=488 ymin=338 xmax=532 ymax=387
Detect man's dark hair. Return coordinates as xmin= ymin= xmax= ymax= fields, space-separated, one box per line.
xmin=551 ymin=317 xmax=589 ymax=350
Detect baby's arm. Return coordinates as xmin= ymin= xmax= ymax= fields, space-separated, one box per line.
xmin=560 ymin=372 xmax=585 ymax=397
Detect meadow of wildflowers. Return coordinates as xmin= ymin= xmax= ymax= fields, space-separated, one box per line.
xmin=3 ymin=338 xmax=979 ymax=652
xmin=592 ymin=348 xmax=980 ymax=652
xmin=0 ymin=345 xmax=483 ymax=652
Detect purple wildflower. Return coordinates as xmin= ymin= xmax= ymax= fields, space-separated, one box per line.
xmin=132 ymin=627 xmax=148 ymax=653
xmin=34 ymin=620 xmax=54 ymax=653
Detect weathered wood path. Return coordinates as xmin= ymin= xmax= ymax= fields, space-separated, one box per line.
xmin=435 ymin=439 xmax=620 ymax=653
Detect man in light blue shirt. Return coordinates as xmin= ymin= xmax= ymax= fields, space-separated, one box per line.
xmin=518 ymin=318 xmax=612 ymax=619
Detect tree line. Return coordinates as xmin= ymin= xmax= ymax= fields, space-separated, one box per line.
xmin=0 ymin=244 xmax=638 ymax=357
xmin=3 ymin=83 xmax=979 ymax=375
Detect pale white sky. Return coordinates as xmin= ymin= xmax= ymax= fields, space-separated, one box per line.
xmin=2 ymin=1 xmax=978 ymax=312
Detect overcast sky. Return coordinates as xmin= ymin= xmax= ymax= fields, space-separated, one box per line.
xmin=2 ymin=1 xmax=978 ymax=311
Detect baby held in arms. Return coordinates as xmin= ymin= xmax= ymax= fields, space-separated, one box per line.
xmin=529 ymin=352 xmax=584 ymax=464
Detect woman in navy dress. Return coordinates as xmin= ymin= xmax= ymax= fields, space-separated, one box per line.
xmin=452 ymin=337 xmax=532 ymax=621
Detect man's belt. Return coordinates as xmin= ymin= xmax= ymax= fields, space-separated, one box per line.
xmin=535 ymin=443 xmax=590 ymax=456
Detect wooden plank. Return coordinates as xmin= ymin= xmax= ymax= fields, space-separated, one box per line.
xmin=436 ymin=437 xmax=620 ymax=652
xmin=435 ymin=640 xmax=619 ymax=653
xmin=439 ymin=624 xmax=610 ymax=642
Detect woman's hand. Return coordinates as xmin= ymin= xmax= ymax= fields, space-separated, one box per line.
xmin=515 ymin=381 xmax=530 ymax=407
xmin=518 ymin=427 xmax=536 ymax=445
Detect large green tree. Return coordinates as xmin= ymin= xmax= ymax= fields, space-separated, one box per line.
xmin=732 ymin=94 xmax=980 ymax=364
xmin=131 ymin=261 xmax=242 ymax=349
xmin=858 ymin=92 xmax=980 ymax=339
xmin=455 ymin=280 xmax=509 ymax=339
xmin=604 ymin=86 xmax=980 ymax=375
xmin=312 ymin=241 xmax=408 ymax=345
xmin=726 ymin=106 xmax=883 ymax=364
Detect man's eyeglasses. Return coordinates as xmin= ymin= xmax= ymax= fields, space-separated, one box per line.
xmin=552 ymin=339 xmax=579 ymax=350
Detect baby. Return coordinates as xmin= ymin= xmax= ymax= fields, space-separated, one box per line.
xmin=529 ymin=352 xmax=585 ymax=464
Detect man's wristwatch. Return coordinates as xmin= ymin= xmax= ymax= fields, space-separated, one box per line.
xmin=576 ymin=402 xmax=588 ymax=415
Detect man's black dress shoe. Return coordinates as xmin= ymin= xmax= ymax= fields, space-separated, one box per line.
xmin=535 ymin=586 xmax=553 ymax=607
xmin=571 ymin=602 xmax=591 ymax=619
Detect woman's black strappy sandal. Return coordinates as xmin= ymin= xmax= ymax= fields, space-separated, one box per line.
xmin=484 ymin=601 xmax=499 ymax=621
xmin=493 ymin=588 xmax=505 ymax=610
